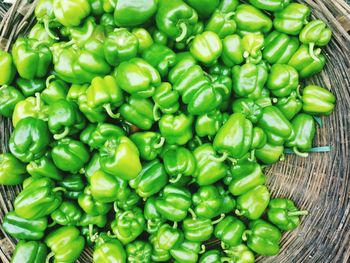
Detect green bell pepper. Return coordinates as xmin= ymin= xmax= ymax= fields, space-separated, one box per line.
xmin=84 ymin=152 xmax=101 ymax=183
xmin=267 ymin=198 xmax=308 ymax=231
xmin=217 ymin=185 xmax=236 ymax=214
xmin=286 ymin=113 xmax=316 ymax=156
xmin=221 ymin=35 xmax=244 ymax=67
xmin=263 ymin=31 xmax=300 ymax=64
xmin=199 ymin=250 xmax=232 ymax=263
xmin=149 ymin=234 xmax=171 ymax=262
xmin=251 ymin=127 xmax=267 ymax=149
xmin=45 ymin=226 xmax=85 ymax=263
xmin=111 ymin=207 xmax=146 ymax=244
xmin=53 ymin=0 xmax=91 ymax=27
xmin=100 ymin=136 xmax=142 ymax=180
xmin=30 ymin=18 xmax=57 ymax=44
xmin=129 ymin=159 xmax=168 ymax=198
xmin=232 ymin=98 xmax=262 ymax=124
xmin=100 ymin=13 xmax=116 ymax=30
xmin=159 ymin=113 xmax=193 ymax=145
xmin=275 ymin=91 xmax=303 ymax=120
xmin=288 ymin=44 xmax=326 ymax=78
xmin=116 ymin=58 xmax=161 ymax=98
xmin=182 ymin=216 xmax=215 ymax=242
xmin=206 ymin=8 xmax=237 ymax=39
xmin=132 ymin=28 xmax=154 ymax=53
xmin=233 ymin=4 xmax=272 ymax=33
xmin=120 ymin=96 xmax=155 ymax=130
xmin=35 ymin=0 xmax=56 ymax=26
xmin=2 ymin=211 xmax=47 ymax=240
xmin=273 ymin=3 xmax=310 ymax=35
xmin=142 ymin=44 xmax=177 ymax=77
xmin=93 ymin=234 xmax=127 ymax=263
xmin=214 ymin=216 xmax=246 ymax=247
xmin=144 ymin=196 xmax=165 ymax=234
xmin=114 ymin=0 xmax=157 ymax=27
xmin=236 ymin=185 xmax=270 ymax=220
xmin=0 ymin=85 xmax=24 ymax=118
xmin=156 ymin=0 xmax=198 ymax=42
xmin=48 ymin=99 xmax=86 ymax=140
xmin=58 ymin=174 xmax=85 ymax=200
xmin=0 ymin=50 xmax=15 ymax=85
xmin=255 ymin=143 xmax=284 ymax=164
xmin=170 ymin=240 xmax=201 ymax=263
xmin=51 ymin=138 xmax=89 ymax=173
xmin=85 ymin=123 xmax=125 ymax=150
xmin=152 ymin=27 xmax=169 ymax=45
xmin=168 ymin=52 xmax=197 ymax=83
xmin=51 ymin=201 xmax=82 ymax=226
xmin=195 ymin=110 xmax=229 ymax=138
xmin=154 ymin=223 xmax=184 ymax=251
xmin=78 ymin=186 xmax=112 ymax=216
xmin=126 ymin=241 xmax=152 ymax=263
xmin=249 ymin=0 xmax=289 ymax=11
xmin=11 ymin=241 xmax=48 ymax=263
xmin=104 ymin=28 xmax=139 ymax=66
xmin=11 ymin=37 xmax=52 ymax=80
xmin=225 ymin=244 xmax=255 ymax=263
xmin=242 ymin=219 xmax=281 ymax=256
xmin=27 ymin=152 xmax=64 ymax=181
xmin=257 ymin=106 xmax=294 ymax=145
xmin=9 ymin=117 xmax=51 ymax=163
xmin=301 ymin=85 xmax=336 ymax=116
xmin=190 ymin=32 xmax=222 ymax=65
xmin=267 ymin=64 xmax=299 ymax=97
xmin=16 ymin=78 xmax=45 ymax=97
xmin=162 ymin=146 xmax=196 ymax=183
xmin=185 ymin=0 xmax=219 ymax=18
xmin=192 ymin=185 xmax=223 ymax=219
xmin=152 ymin=82 xmax=180 ymax=119
xmin=213 ymin=113 xmax=253 ymax=159
xmin=41 ymin=76 xmax=68 ymax=105
xmin=115 ymin=186 xmax=142 ymax=211
xmin=194 ymin=143 xmax=228 ymax=185
xmin=130 ymin=132 xmax=165 ymax=161
xmin=0 ymin=153 xmax=26 ymax=185
xmin=14 ymin=177 xmax=62 ymax=219
xmin=155 ymin=185 xmax=192 ymax=222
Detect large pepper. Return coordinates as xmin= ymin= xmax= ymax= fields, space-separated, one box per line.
xmin=100 ymin=136 xmax=142 ymax=180
xmin=301 ymin=85 xmax=336 ymax=116
xmin=155 ymin=185 xmax=192 ymax=222
xmin=185 ymin=0 xmax=220 ymax=18
xmin=213 ymin=113 xmax=253 ymax=159
xmin=119 ymin=96 xmax=155 ymax=130
xmin=255 ymin=143 xmax=284 ymax=164
xmin=111 ymin=207 xmax=146 ymax=244
xmin=127 ymin=240 xmax=152 ymax=263
xmin=144 ymin=196 xmax=165 ymax=234
xmin=232 ymin=63 xmax=268 ymax=99
xmin=267 ymin=198 xmax=308 ymax=231
xmin=11 ymin=37 xmax=52 ymax=80
xmin=195 ymin=110 xmax=228 ymax=138
xmin=275 ymin=92 xmax=303 ymax=120
xmin=114 ymin=0 xmax=157 ymax=27
xmin=189 ymin=32 xmax=222 ymax=65
xmin=257 ymin=106 xmax=294 ymax=145
xmin=93 ymin=234 xmax=126 ymax=263
xmin=233 ymin=4 xmax=272 ymax=34
xmin=248 ymin=0 xmax=289 ymax=11
xmin=159 ymin=113 xmax=193 ymax=145
xmin=129 ymin=159 xmax=168 ymax=198
xmin=142 ymin=44 xmax=177 ymax=77
xmin=170 ymin=240 xmax=201 ymax=263
xmin=156 ymin=0 xmax=198 ymax=42
xmin=103 ymin=28 xmax=139 ymax=66
xmin=45 ymin=226 xmax=85 ymax=263
xmin=2 ymin=211 xmax=47 ymax=240
xmin=11 ymin=240 xmax=48 ymax=263
xmin=0 ymin=50 xmax=15 ymax=85
xmin=288 ymin=44 xmax=326 ymax=78
xmin=286 ymin=113 xmax=316 ymax=156
xmin=58 ymin=174 xmax=85 ymax=200
xmin=214 ymin=216 xmax=246 ymax=247
xmin=130 ymin=132 xmax=165 ymax=161
xmin=232 ymin=98 xmax=262 ymax=124
xmin=27 ymin=152 xmax=64 ymax=181
xmin=51 ymin=138 xmax=90 ymax=173
xmin=267 ymin=64 xmax=299 ymax=97
xmin=116 ymin=58 xmax=161 ymax=98
xmin=162 ymin=146 xmax=196 ymax=183
xmin=221 ymin=35 xmax=244 ymax=67
xmin=0 ymin=153 xmax=26 ymax=185
xmin=154 ymin=223 xmax=184 ymax=251
xmin=194 ymin=144 xmax=228 ymax=185
xmin=14 ymin=178 xmax=62 ymax=219
xmin=236 ymin=185 xmax=270 ymax=220
xmin=9 ymin=117 xmax=51 ymax=163
xmin=152 ymin=82 xmax=180 ymax=118
xmin=48 ymin=99 xmax=86 ymax=140
xmin=78 ymin=186 xmax=112 ymax=216
xmin=225 ymin=244 xmax=255 ymax=263
xmin=53 ymin=0 xmax=91 ymax=27
xmin=229 ymin=160 xmax=266 ymax=196
xmin=0 ymin=85 xmax=24 ymax=118
xmin=51 ymin=201 xmax=82 ymax=226
xmin=263 ymin=31 xmax=300 ymax=64
xmin=242 ymin=219 xmax=281 ymax=256
xmin=16 ymin=78 xmax=45 ymax=97
xmin=192 ymin=185 xmax=222 ymax=219
xmin=273 ymin=3 xmax=310 ymax=35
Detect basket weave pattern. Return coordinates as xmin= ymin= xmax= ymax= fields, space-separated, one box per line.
xmin=0 ymin=1 xmax=349 ymax=262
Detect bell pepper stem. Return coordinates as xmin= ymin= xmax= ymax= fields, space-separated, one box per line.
xmin=296 ymin=85 xmax=302 ymax=99
xmin=169 ymin=174 xmax=183 ymax=184
xmin=173 ymin=221 xmax=178 ymax=229
xmin=154 ymin=137 xmax=165 ymax=149
xmin=153 ymin=104 xmax=160 ymax=121
xmin=47 ymin=221 xmax=57 ymax=228
xmin=293 ymin=146 xmax=309 ymax=158
xmin=53 ymin=127 xmax=70 ymax=140
xmin=235 ymin=209 xmax=244 ymax=217
xmin=188 ymin=208 xmax=197 ymax=219
xmin=242 ymin=230 xmax=251 ymax=241
xmin=79 ymin=167 xmax=85 ymax=174
xmin=43 ymin=18 xmax=59 ymax=40
xmin=103 ymin=104 xmax=120 ymax=119
xmin=225 ymin=11 xmax=235 ymax=20
xmin=221 ymin=241 xmax=228 ymax=250
xmin=243 ymin=51 xmax=250 ymax=59
xmin=147 ymin=219 xmax=159 ymax=232
xmin=213 ymin=83 xmax=230 ymax=95
xmin=107 ymin=231 xmax=118 ymax=238
xmin=89 ymin=224 xmax=99 ymax=242
xmin=309 ymin=43 xmax=320 ymax=62
xmin=45 ymin=75 xmax=55 ymax=88
xmin=208 ymin=152 xmax=229 ymax=163
xmin=35 ymin=92 xmax=41 ymax=111
xmin=279 ymin=154 xmax=285 ymax=161
xmin=288 ymin=210 xmax=309 ymax=217
xmin=52 ymin=187 xmax=67 ymax=193
xmin=221 ymin=257 xmax=234 ymax=263
xmin=248 ymin=150 xmax=256 ymax=162
xmin=176 ymin=22 xmax=188 ymax=42
xmin=199 ymin=244 xmax=206 ymax=254
xmin=45 ymin=252 xmax=55 ymax=263
xmin=211 ymin=213 xmax=225 ymax=225
xmin=0 ymin=85 xmax=7 ymax=91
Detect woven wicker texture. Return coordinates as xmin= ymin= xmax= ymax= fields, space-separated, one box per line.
xmin=0 ymin=0 xmax=349 ymax=262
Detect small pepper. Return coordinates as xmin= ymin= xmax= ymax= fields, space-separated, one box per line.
xmin=170 ymin=240 xmax=201 ymax=263
xmin=0 ymin=50 xmax=15 ymax=85
xmin=16 ymin=78 xmax=45 ymax=97
xmin=93 ymin=234 xmax=127 ymax=263
xmin=78 ymin=186 xmax=112 ymax=216
xmin=53 ymin=0 xmax=91 ymax=27
xmin=192 ymin=185 xmax=223 ymax=219
xmin=152 ymin=27 xmax=169 ymax=45
xmin=152 ymin=82 xmax=180 ymax=119
xmin=26 ymin=152 xmax=64 ymax=181
xmin=41 ymin=76 xmax=68 ymax=105
xmin=126 ymin=240 xmax=153 ymax=263
xmin=144 ymin=196 xmax=165 ymax=234
xmin=11 ymin=241 xmax=48 ymax=263
xmin=132 ymin=28 xmax=154 ymax=53
xmin=182 ymin=216 xmax=214 ymax=242
xmin=159 ymin=113 xmax=193 ymax=145
xmin=154 ymin=223 xmax=184 ymax=251
xmin=0 ymin=153 xmax=26 ymax=185
xmin=217 ymin=184 xmax=236 ymax=214
xmin=232 ymin=98 xmax=262 ymax=124
xmin=190 ymin=31 xmax=223 ymax=65
xmin=130 ymin=132 xmax=165 ymax=161
xmin=58 ymin=174 xmax=85 ymax=200
xmin=195 ymin=110 xmax=229 ymax=138
xmin=168 ymin=52 xmax=197 ymax=84
xmin=275 ymin=92 xmax=303 ymax=120
xmin=86 ymin=123 xmax=126 ymax=150
xmin=221 ymin=35 xmax=244 ymax=67
xmin=0 ymin=85 xmax=25 ymax=118
xmin=301 ymin=85 xmax=336 ymax=116
xmin=51 ymin=201 xmax=82 ymax=226
xmin=267 ymin=64 xmax=299 ymax=97
xmin=214 ymin=216 xmax=246 ymax=247
xmin=115 ymin=187 xmax=142 ymax=211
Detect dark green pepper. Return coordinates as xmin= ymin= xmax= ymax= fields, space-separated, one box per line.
xmin=195 ymin=110 xmax=229 ymax=138
xmin=152 ymin=82 xmax=180 ymax=119
xmin=16 ymin=78 xmax=46 ymax=97
xmin=214 ymin=216 xmax=246 ymax=247
xmin=58 ymin=174 xmax=85 ymax=200
xmin=51 ymin=201 xmax=82 ymax=226
xmin=185 ymin=0 xmax=220 ymax=18
xmin=232 ymin=99 xmax=262 ymax=124
xmin=144 ymin=196 xmax=165 ymax=234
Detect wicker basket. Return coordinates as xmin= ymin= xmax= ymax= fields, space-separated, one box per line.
xmin=0 ymin=1 xmax=349 ymax=262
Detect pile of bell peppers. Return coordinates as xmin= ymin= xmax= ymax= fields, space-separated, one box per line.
xmin=0 ymin=0 xmax=336 ymax=262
